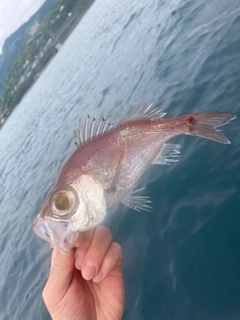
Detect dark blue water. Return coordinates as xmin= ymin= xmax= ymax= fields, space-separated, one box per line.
xmin=0 ymin=0 xmax=240 ymax=319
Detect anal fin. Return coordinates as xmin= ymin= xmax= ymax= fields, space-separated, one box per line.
xmin=121 ymin=188 xmax=152 ymax=212
xmin=152 ymin=143 xmax=181 ymax=165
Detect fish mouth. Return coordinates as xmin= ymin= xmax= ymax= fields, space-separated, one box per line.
xmin=32 ymin=215 xmax=78 ymax=252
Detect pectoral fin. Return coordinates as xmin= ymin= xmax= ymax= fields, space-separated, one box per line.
xmin=121 ymin=188 xmax=152 ymax=212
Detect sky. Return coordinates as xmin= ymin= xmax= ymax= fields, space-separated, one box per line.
xmin=0 ymin=0 xmax=46 ymax=54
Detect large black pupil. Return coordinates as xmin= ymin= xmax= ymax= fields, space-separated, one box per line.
xmin=55 ymin=195 xmax=70 ymax=211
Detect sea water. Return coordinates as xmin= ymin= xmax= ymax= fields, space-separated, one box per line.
xmin=0 ymin=0 xmax=240 ymax=319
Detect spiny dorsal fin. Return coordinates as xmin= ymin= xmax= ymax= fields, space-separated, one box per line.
xmin=124 ymin=104 xmax=166 ymax=122
xmin=152 ymin=143 xmax=181 ymax=165
xmin=121 ymin=187 xmax=152 ymax=212
xmin=74 ymin=104 xmax=165 ymax=147
xmin=74 ymin=115 xmax=114 ymax=147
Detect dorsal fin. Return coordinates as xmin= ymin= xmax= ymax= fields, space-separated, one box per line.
xmin=74 ymin=104 xmax=166 ymax=147
xmin=124 ymin=104 xmax=166 ymax=122
xmin=74 ymin=115 xmax=114 ymax=147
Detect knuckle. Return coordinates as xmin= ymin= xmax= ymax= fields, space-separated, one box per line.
xmin=76 ymin=241 xmax=91 ymax=255
xmin=97 ymin=226 xmax=113 ymax=240
xmin=112 ymin=242 xmax=122 ymax=255
xmin=93 ymin=227 xmax=113 ymax=248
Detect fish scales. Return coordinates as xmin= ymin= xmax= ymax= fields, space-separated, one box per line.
xmin=32 ymin=105 xmax=236 ymax=252
xmin=59 ymin=118 xmax=179 ymax=205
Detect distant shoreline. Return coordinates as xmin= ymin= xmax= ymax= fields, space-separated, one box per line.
xmin=0 ymin=0 xmax=94 ymax=129
xmin=20 ymin=3 xmax=93 ymax=104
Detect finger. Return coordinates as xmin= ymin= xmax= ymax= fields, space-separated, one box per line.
xmin=74 ymin=228 xmax=95 ymax=248
xmin=81 ymin=226 xmax=113 ymax=280
xmin=42 ymin=247 xmax=74 ymax=305
xmin=71 ymin=231 xmax=84 ymax=248
xmin=75 ymin=228 xmax=95 ymax=269
xmin=93 ymin=242 xmax=122 ymax=283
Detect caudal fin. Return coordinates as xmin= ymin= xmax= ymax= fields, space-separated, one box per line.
xmin=187 ymin=112 xmax=236 ymax=144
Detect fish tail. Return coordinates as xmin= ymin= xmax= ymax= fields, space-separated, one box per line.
xmin=185 ymin=112 xmax=236 ymax=144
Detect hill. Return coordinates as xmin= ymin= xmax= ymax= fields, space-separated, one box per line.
xmin=0 ymin=0 xmax=94 ymax=124
xmin=0 ymin=0 xmax=57 ymax=95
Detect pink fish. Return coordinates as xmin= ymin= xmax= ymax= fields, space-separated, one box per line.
xmin=32 ymin=105 xmax=236 ymax=251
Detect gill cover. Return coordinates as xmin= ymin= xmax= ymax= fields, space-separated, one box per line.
xmin=33 ymin=174 xmax=107 ymax=251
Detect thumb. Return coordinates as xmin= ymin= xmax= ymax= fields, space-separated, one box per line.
xmin=44 ymin=247 xmax=75 ymax=300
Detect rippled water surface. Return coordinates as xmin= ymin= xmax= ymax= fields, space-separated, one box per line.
xmin=0 ymin=0 xmax=240 ymax=319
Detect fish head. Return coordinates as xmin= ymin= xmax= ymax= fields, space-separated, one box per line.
xmin=32 ymin=175 xmax=106 ymax=252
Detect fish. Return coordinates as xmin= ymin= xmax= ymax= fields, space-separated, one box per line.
xmin=32 ymin=104 xmax=236 ymax=252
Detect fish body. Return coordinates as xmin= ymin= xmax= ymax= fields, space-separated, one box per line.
xmin=33 ymin=105 xmax=236 ymax=251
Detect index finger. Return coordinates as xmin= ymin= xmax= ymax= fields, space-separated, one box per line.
xmin=74 ymin=228 xmax=96 ymax=269
xmin=73 ymin=228 xmax=95 ymax=248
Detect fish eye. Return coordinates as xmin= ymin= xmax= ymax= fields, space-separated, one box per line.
xmin=54 ymin=195 xmax=70 ymax=211
xmin=51 ymin=190 xmax=76 ymax=217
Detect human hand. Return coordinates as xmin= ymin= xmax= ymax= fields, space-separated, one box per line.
xmin=42 ymin=227 xmax=124 ymax=320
